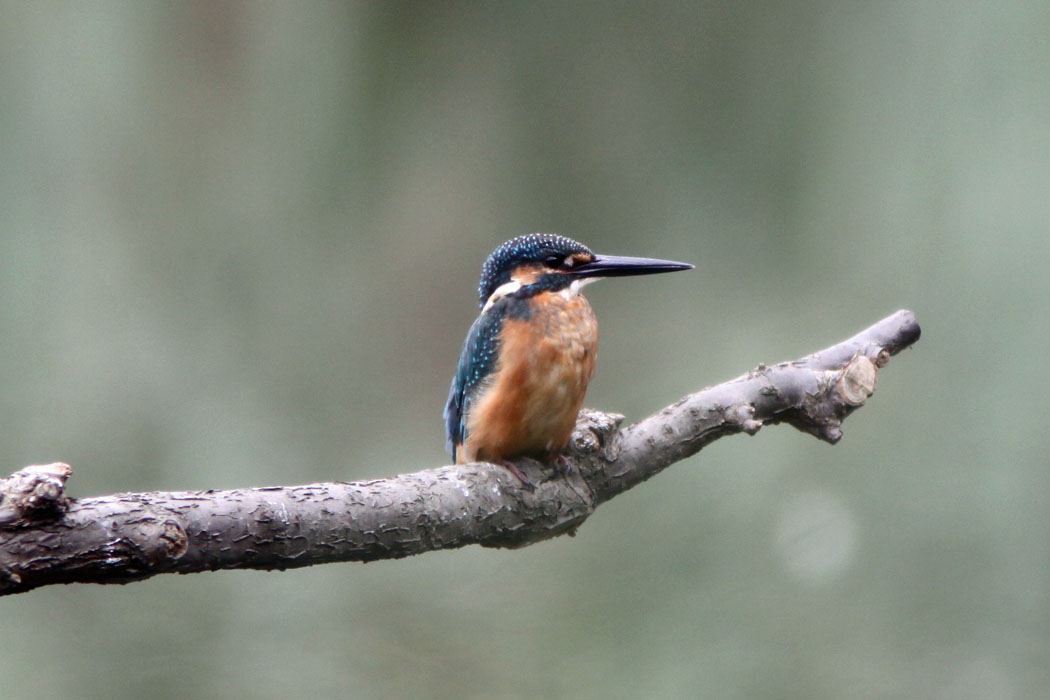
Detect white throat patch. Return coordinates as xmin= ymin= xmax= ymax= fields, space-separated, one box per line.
xmin=483 ymin=276 xmax=600 ymax=311
xmin=559 ymin=277 xmax=600 ymax=300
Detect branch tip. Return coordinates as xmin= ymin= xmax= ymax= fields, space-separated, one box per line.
xmin=839 ymin=355 xmax=878 ymax=405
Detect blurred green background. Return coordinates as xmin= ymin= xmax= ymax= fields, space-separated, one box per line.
xmin=1 ymin=2 xmax=1047 ymax=698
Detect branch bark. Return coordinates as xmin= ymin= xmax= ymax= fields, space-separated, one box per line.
xmin=0 ymin=310 xmax=920 ymax=596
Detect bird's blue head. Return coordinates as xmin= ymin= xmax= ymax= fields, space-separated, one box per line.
xmin=477 ymin=234 xmax=593 ymax=308
xmin=476 ymin=233 xmax=694 ymax=309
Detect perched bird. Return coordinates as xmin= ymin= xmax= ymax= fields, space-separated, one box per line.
xmin=444 ymin=234 xmax=692 ymax=484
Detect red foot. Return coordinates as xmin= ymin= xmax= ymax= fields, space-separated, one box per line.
xmin=550 ymin=453 xmax=572 ymax=475
xmin=499 ymin=460 xmax=535 ymax=490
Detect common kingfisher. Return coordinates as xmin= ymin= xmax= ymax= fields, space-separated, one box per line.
xmin=444 ymin=234 xmax=692 ymax=484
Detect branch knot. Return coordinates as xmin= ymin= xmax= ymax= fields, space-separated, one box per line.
xmin=0 ymin=463 xmax=72 ymax=528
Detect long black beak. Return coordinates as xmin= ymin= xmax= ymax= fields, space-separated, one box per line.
xmin=569 ymin=253 xmax=694 ymax=279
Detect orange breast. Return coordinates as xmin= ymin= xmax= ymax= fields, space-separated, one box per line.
xmin=459 ymin=293 xmax=598 ymax=464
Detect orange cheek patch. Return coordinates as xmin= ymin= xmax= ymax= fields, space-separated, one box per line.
xmin=568 ymin=252 xmax=595 ymax=267
xmin=510 ymin=264 xmax=542 ymax=286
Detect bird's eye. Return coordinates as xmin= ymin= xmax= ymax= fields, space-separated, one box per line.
xmin=543 ymin=255 xmax=563 ymax=268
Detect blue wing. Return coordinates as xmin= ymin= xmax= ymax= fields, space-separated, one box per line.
xmin=444 ymin=308 xmax=504 ymax=461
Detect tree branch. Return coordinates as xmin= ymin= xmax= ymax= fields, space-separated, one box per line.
xmin=0 ymin=310 xmax=920 ymax=596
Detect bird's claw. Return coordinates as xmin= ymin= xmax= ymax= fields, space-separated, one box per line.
xmin=499 ymin=460 xmax=535 ymax=490
xmin=551 ymin=453 xmax=572 ymax=476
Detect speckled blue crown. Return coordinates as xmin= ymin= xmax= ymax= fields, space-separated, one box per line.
xmin=477 ymin=234 xmax=592 ymax=307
